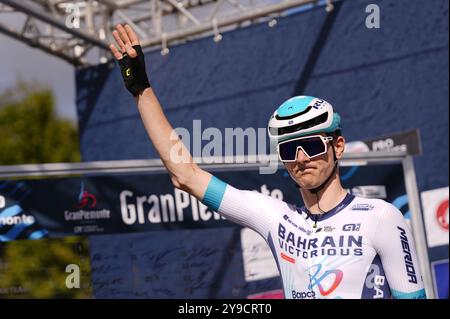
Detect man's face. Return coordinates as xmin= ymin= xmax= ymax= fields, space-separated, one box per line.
xmin=283 ymin=133 xmax=345 ymax=190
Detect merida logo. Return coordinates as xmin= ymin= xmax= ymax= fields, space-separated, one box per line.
xmin=397 ymin=226 xmax=417 ymax=284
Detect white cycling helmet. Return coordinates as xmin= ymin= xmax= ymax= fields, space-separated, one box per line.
xmin=268 ymin=95 xmax=341 ymax=143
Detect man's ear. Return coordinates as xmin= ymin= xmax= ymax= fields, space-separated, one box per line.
xmin=334 ymin=136 xmax=345 ymax=159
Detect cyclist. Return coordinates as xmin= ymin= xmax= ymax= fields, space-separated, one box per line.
xmin=109 ymin=24 xmax=426 ymax=299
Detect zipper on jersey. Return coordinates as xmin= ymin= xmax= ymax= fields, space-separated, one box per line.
xmin=312 ymin=214 xmax=319 ymax=228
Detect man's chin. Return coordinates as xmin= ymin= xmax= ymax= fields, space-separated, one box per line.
xmin=289 ymin=172 xmax=320 ymax=189
xmin=294 ymin=179 xmax=321 ymax=191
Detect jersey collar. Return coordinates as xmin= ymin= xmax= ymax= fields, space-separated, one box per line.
xmin=298 ymin=193 xmax=355 ymax=222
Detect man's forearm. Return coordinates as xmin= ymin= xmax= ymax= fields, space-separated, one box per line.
xmin=110 ymin=24 xmax=211 ymax=199
xmin=135 ymin=88 xmax=210 ymax=198
xmin=135 ymin=88 xmax=193 ymax=172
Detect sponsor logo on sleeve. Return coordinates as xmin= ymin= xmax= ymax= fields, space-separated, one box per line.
xmin=351 ymin=203 xmax=374 ymax=211
xmin=398 ymin=226 xmax=418 ymax=284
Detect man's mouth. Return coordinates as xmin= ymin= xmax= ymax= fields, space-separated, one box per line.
xmin=294 ymin=167 xmax=316 ymax=176
xmin=296 ymin=166 xmax=316 ymax=172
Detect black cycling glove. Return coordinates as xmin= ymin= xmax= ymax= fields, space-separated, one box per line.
xmin=118 ymin=45 xmax=151 ymax=96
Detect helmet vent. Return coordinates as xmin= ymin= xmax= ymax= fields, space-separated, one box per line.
xmin=275 ymin=106 xmax=312 ymax=120
xmin=269 ymin=112 xmax=329 ymax=136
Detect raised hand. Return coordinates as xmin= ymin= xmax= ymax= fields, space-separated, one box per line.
xmin=110 ymin=24 xmax=140 ymax=59
xmin=110 ymin=24 xmax=150 ymax=96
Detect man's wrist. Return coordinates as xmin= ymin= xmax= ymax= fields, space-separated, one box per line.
xmin=118 ymin=44 xmax=151 ymax=96
xmin=135 ymin=87 xmax=153 ymax=101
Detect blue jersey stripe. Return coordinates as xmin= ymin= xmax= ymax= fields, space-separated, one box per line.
xmin=391 ymin=288 xmax=427 ymax=299
xmin=202 ymin=176 xmax=227 ymax=211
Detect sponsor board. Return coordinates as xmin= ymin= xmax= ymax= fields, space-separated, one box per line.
xmin=421 ymin=187 xmax=449 ymax=247
xmin=346 ymin=129 xmax=421 ymax=156
xmin=1 ymin=164 xmax=408 ymax=240
xmin=431 ymin=259 xmax=449 ymax=299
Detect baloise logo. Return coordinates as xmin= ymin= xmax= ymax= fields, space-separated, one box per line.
xmin=75 ymin=182 xmax=97 ymax=209
xmin=308 ymin=263 xmax=343 ymax=297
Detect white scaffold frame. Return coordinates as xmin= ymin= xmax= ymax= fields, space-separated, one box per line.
xmin=0 ymin=0 xmax=324 ymax=66
xmin=0 ymin=151 xmax=436 ymax=299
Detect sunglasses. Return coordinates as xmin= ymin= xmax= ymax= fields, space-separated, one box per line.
xmin=277 ymin=135 xmax=333 ymax=162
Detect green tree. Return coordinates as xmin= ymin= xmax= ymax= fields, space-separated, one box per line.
xmin=0 ymin=237 xmax=92 ymax=299
xmin=0 ymin=81 xmax=81 ymax=165
xmin=0 ymin=83 xmax=91 ymax=299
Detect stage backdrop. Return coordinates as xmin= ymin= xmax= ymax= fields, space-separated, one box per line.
xmin=74 ymin=0 xmax=448 ymax=298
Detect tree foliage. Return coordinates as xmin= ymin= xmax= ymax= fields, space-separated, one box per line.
xmin=0 ymin=82 xmax=88 ymax=298
xmin=0 ymin=237 xmax=92 ymax=298
xmin=0 ymin=82 xmax=81 ymax=165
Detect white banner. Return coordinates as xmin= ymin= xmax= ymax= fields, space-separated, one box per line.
xmin=240 ymin=227 xmax=279 ymax=282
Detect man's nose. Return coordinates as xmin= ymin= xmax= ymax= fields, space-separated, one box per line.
xmin=295 ymin=147 xmax=310 ymax=163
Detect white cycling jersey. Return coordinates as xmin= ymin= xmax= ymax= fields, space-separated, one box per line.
xmin=202 ymin=176 xmax=426 ymax=299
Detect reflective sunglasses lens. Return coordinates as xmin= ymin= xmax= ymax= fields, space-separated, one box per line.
xmin=279 ymin=140 xmax=298 ymax=161
xmin=279 ymin=137 xmax=326 ymax=161
xmin=299 ymin=137 xmax=326 ymax=158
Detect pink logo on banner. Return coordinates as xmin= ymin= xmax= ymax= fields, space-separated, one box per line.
xmin=75 ymin=182 xmax=97 ymax=209
xmin=247 ymin=289 xmax=284 ymax=299
xmin=436 ymin=200 xmax=449 ymax=231
xmin=421 ymin=187 xmax=449 ymax=248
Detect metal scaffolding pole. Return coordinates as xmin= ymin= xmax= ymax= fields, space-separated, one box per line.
xmin=402 ymin=156 xmax=435 ymax=299
xmin=0 ymin=0 xmax=109 ymax=48
xmin=0 ymin=0 xmax=324 ymax=66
